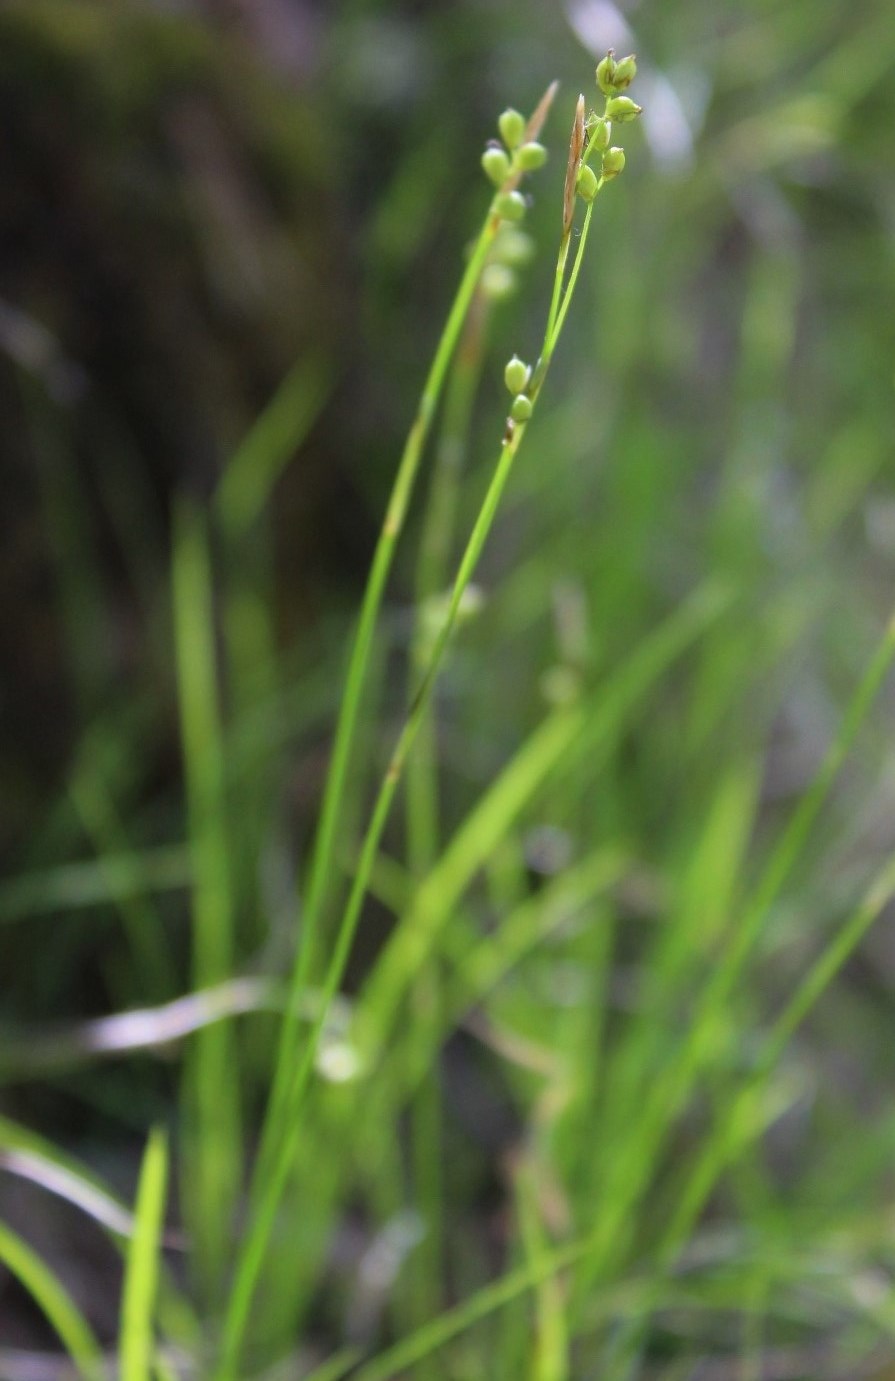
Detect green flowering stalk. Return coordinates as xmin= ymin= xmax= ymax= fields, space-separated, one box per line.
xmin=215 ymin=62 xmax=639 ymax=1380
xmin=356 ymin=55 xmax=641 ymax=1061
xmin=239 ymin=77 xmax=558 ymax=1211
xmin=216 ymin=81 xmax=558 ymax=1381
xmin=546 ymin=51 xmax=640 ymax=357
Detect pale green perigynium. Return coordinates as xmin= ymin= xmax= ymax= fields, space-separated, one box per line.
xmin=481 ymin=226 xmax=537 ymax=302
xmin=576 ymin=163 xmax=599 ymax=202
xmin=498 ymin=106 xmax=526 ymax=149
xmin=504 ymin=355 xmax=531 ymax=394
xmin=495 ymin=190 xmax=527 ymax=222
xmin=481 ymin=145 xmax=512 ymax=185
xmin=517 ymin=140 xmax=548 ymax=171
xmin=606 ymin=94 xmax=643 ymax=122
xmin=601 ymin=146 xmax=626 ymax=180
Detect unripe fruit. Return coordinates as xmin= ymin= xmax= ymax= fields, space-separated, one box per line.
xmin=592 ymin=118 xmax=611 ymax=152
xmin=480 ymin=264 xmax=517 ymax=301
xmin=498 ymin=108 xmax=526 ymax=149
xmin=492 ymin=227 xmax=535 ymax=267
xmin=495 ymin=190 xmax=527 ymax=221
xmin=504 ymin=355 xmax=531 ymax=394
xmin=576 ymin=164 xmax=599 ymax=202
xmin=516 ymin=141 xmax=548 ymax=171
xmin=605 ymin=96 xmax=642 ymax=123
xmin=482 ymin=146 xmax=511 ymax=185
xmin=612 ymin=54 xmax=637 ymax=89
xmin=510 ymin=394 xmax=533 ymax=422
xmin=601 ymin=146 xmax=626 ymax=179
xmin=595 ymin=53 xmax=617 ymax=97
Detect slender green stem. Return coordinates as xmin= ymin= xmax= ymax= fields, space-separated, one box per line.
xmin=120 ymin=1128 xmax=168 ymax=1381
xmin=220 ymin=414 xmax=532 ymax=1381
xmin=249 ymin=202 xmax=500 ymax=1195
xmin=249 ymin=91 xmax=561 ymax=1219
xmin=0 ymin=1221 xmax=104 ymax=1381
xmin=218 ymin=200 xmax=512 ymax=1381
xmin=217 ymin=83 xmax=612 ymax=1378
xmin=545 ymin=235 xmax=571 ymax=346
xmin=171 ymin=504 xmax=241 ymax=1301
xmin=407 ymin=292 xmax=490 ymax=873
xmin=405 ymin=293 xmax=490 ymax=1335
xmin=349 ymin=1232 xmax=631 ymax=1381
xmin=219 ymin=258 xmax=583 ymax=1381
xmin=291 ymin=210 xmax=499 ymax=977
xmin=359 ymin=585 xmax=727 ymax=1064
xmin=548 ymin=196 xmax=598 ymax=351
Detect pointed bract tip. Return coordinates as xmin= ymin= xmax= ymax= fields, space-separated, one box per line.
xmin=526 ymin=79 xmax=560 ymax=142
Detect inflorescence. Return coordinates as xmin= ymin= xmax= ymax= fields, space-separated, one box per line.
xmin=483 ymin=52 xmax=641 ymax=437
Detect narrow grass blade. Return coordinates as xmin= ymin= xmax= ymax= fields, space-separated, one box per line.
xmin=215 ymin=355 xmax=332 ymax=539
xmin=0 ymin=1113 xmax=156 ymax=1242
xmin=0 ymin=1147 xmax=140 ymax=1242
xmin=119 ymin=1127 xmax=169 ymax=1381
xmin=0 ymin=845 xmax=190 ymax=924
xmin=221 ymin=93 xmax=559 ymax=1376
xmin=516 ymin=1159 xmax=569 ymax=1381
xmin=69 ymin=774 xmax=178 ymax=998
xmin=0 ymin=1221 xmax=104 ymax=1381
xmin=578 ymin=611 xmax=895 ymax=1288
xmin=171 ymin=502 xmax=242 ymax=1296
xmin=361 ymin=582 xmax=730 ymax=1052
xmin=665 ymin=850 xmax=895 ymax=1266
xmin=300 ymin=1346 xmax=364 ymax=1381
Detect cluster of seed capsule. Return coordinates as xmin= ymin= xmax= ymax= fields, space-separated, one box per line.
xmin=477 ymin=104 xmax=552 ymax=301
xmin=500 ymin=52 xmax=642 ymax=429
xmin=480 ymin=106 xmax=548 ymax=224
xmin=577 ymin=51 xmax=641 ymax=201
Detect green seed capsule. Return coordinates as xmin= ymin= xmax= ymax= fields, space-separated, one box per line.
xmin=592 ymin=118 xmax=611 ymax=151
xmin=595 ymin=52 xmax=617 ymax=97
xmin=504 ymin=355 xmax=531 ymax=394
xmin=492 ymin=226 xmax=535 ymax=267
xmin=601 ymin=146 xmax=626 ymax=179
xmin=605 ymin=96 xmax=642 ymax=123
xmin=576 ymin=164 xmax=599 ymax=202
xmin=480 ymin=263 xmax=517 ymax=301
xmin=498 ymin=107 xmax=526 ymax=149
xmin=510 ymin=394 xmax=533 ymax=422
xmin=495 ymin=190 xmax=526 ymax=221
xmin=516 ymin=140 xmax=547 ymax=171
xmin=612 ymin=54 xmax=637 ymax=89
xmin=482 ymin=146 xmax=511 ymax=185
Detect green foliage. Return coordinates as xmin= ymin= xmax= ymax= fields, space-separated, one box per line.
xmin=3 ymin=3 xmax=895 ymax=1380
xmin=119 ymin=1128 xmax=169 ymax=1381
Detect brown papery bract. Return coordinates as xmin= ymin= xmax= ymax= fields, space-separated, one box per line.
xmin=562 ymin=93 xmax=586 ymax=239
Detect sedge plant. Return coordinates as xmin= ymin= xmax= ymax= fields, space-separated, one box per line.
xmin=7 ymin=37 xmax=895 ymax=1381
xmin=215 ymin=58 xmax=644 ymax=1380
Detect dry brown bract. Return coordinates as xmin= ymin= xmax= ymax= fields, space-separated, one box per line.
xmin=562 ymin=93 xmax=586 ymax=239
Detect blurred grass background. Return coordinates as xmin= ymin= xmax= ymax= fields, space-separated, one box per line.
xmin=2 ymin=0 xmax=895 ymax=1376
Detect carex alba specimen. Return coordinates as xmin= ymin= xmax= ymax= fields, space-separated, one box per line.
xmin=216 ymin=57 xmax=642 ymax=1379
